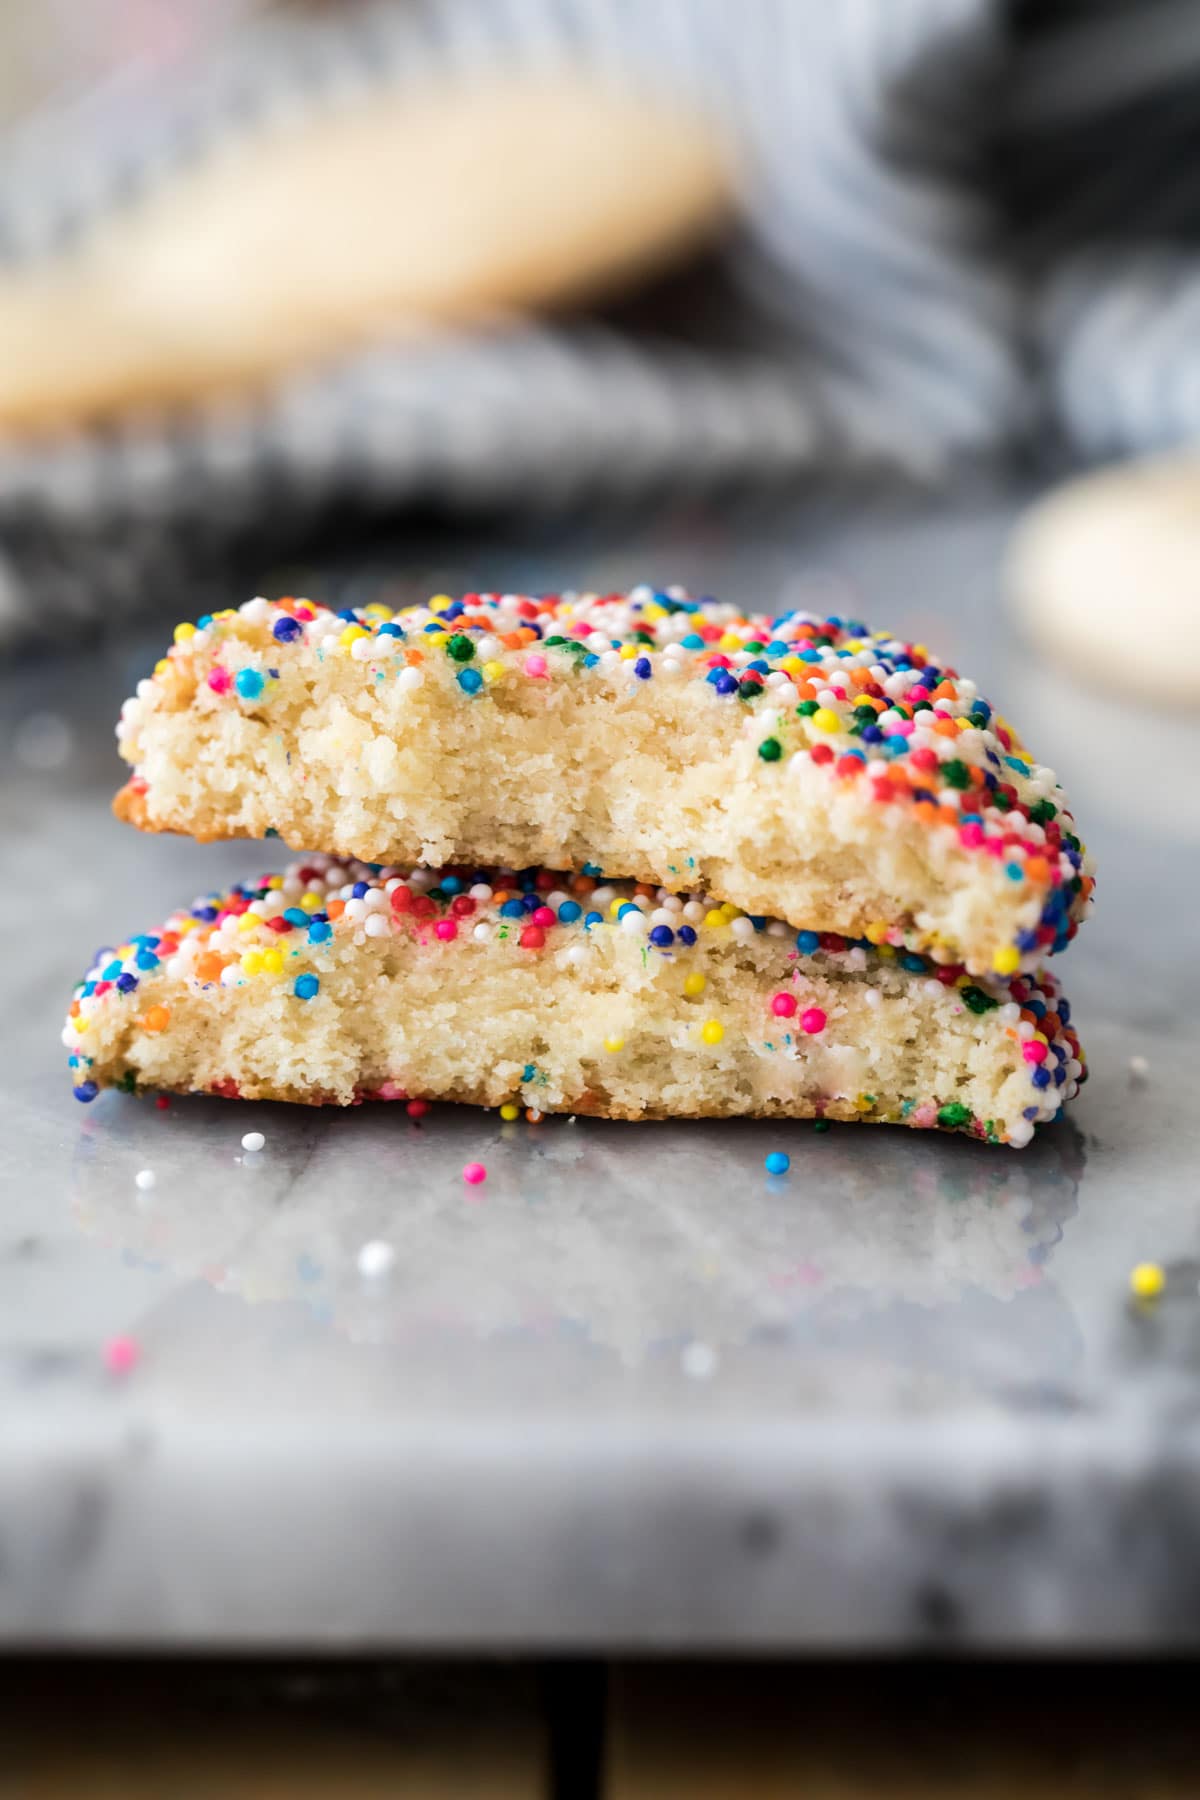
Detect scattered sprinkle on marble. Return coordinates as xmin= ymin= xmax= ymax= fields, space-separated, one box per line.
xmin=241 ymin=1131 xmax=265 ymax=1153
xmin=155 ymin=1095 xmax=170 ymax=1110
xmin=134 ymin=1169 xmax=156 ymax=1191
xmin=1129 ymin=1055 xmax=1150 ymax=1081
xmin=462 ymin=1162 xmax=488 ymax=1185
xmin=1130 ymin=1262 xmax=1166 ymax=1301
xmin=764 ymin=1152 xmax=791 ymax=1175
xmin=104 ymin=1335 xmax=140 ymax=1375
xmin=682 ymin=1342 xmax=719 ymax=1380
xmin=357 ymin=1239 xmax=396 ymax=1278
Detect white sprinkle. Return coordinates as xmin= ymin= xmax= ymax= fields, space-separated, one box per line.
xmin=620 ymin=910 xmax=647 ymax=934
xmin=357 ymin=1239 xmax=396 ymax=1279
xmin=241 ymin=1131 xmax=265 ymax=1153
xmin=682 ymin=1342 xmax=718 ymax=1380
xmin=469 ymin=884 xmax=493 ymax=902
xmin=397 ymin=667 xmax=424 ymax=693
xmin=730 ymin=917 xmax=756 ymax=943
xmin=350 ymin=637 xmax=375 ymax=662
xmin=472 ymin=922 xmax=492 ymax=942
xmin=564 ymin=944 xmax=587 ymax=966
xmin=362 ymin=887 xmax=388 ymax=911
xmin=364 ymin=913 xmax=390 ymax=938
xmin=864 ymin=988 xmax=881 ymax=1009
xmin=134 ymin=1169 xmax=156 ymax=1191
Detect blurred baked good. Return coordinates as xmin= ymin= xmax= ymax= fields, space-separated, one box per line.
xmin=1009 ymin=454 xmax=1200 ymax=704
xmin=0 ymin=74 xmax=732 ymax=430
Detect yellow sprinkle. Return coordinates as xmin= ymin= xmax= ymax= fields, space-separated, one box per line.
xmin=644 ymin=604 xmax=667 ymax=621
xmin=363 ymin=603 xmax=393 ymax=620
xmin=609 ymin=898 xmax=625 ymax=917
xmin=954 ymin=972 xmax=972 ymax=988
xmin=482 ymin=660 xmax=505 ymax=683
xmin=238 ymin=915 xmax=259 ymax=934
xmin=700 ymin=1020 xmax=724 ymax=1046
xmin=339 ymin=624 xmax=368 ymax=647
xmin=300 ymin=893 xmax=321 ymax=912
xmin=865 ymin=922 xmax=889 ymax=945
xmin=718 ymin=632 xmax=742 ymax=651
xmin=812 ymin=707 xmax=841 ymax=733
xmin=875 ymin=944 xmax=896 ymax=961
xmin=214 ymin=609 xmax=237 ymax=621
xmin=267 ymin=876 xmax=283 ymax=889
xmin=619 ymin=644 xmax=639 ymax=660
xmin=240 ymin=951 xmax=263 ymax=975
xmin=173 ymin=622 xmax=196 ymax=643
xmin=604 ymin=1035 xmax=625 ymax=1053
xmin=703 ymin=909 xmax=727 ymax=929
xmin=683 ymin=972 xmax=706 ymax=997
xmin=720 ymin=903 xmax=742 ymax=919
xmin=782 ymin=655 xmax=805 ymax=676
xmin=428 ymin=594 xmax=453 ymax=613
xmin=992 ymin=945 xmax=1021 ymax=976
xmin=154 ymin=659 xmax=170 ymax=677
xmin=262 ymin=950 xmax=283 ymax=975
xmin=74 ymin=1016 xmax=89 ymax=1032
xmin=177 ymin=918 xmax=198 ymax=935
xmin=1130 ymin=1262 xmax=1166 ymax=1301
xmin=499 ymin=1102 xmax=520 ymax=1121
xmin=854 ymin=1093 xmax=874 ymax=1112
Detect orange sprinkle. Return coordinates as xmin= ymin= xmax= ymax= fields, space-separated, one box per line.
xmin=1025 ymin=856 xmax=1050 ymax=884
xmin=932 ymin=717 xmax=960 ymax=737
xmin=913 ymin=800 xmax=937 ymax=824
xmin=141 ymin=1005 xmax=171 ymax=1034
xmin=404 ymin=648 xmax=424 ymax=666
xmin=327 ymin=898 xmax=346 ymax=919
xmin=195 ymin=952 xmax=225 ymax=984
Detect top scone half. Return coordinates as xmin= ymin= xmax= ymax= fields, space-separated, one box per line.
xmin=114 ymin=587 xmax=1093 ymax=977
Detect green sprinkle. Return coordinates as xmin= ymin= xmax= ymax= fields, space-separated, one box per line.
xmin=758 ymin=737 xmax=782 ymax=762
xmin=959 ymin=985 xmax=999 ymax=1015
xmin=1028 ymin=798 xmax=1058 ymax=824
xmin=937 ymin=1102 xmax=972 ymax=1129
xmin=813 ymin=1119 xmax=831 ymax=1133
xmin=941 ymin=759 xmax=970 ymax=789
xmin=797 ymin=700 xmax=818 ymax=717
xmin=446 ymin=633 xmax=475 ymax=662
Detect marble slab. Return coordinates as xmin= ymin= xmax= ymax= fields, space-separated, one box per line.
xmin=3 ymin=483 xmax=1200 ymax=1648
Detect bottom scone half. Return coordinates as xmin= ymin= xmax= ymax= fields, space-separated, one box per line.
xmin=64 ymin=858 xmax=1085 ymax=1145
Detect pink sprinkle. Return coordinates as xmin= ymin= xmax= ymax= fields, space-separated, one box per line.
xmin=406 ymin=1099 xmax=429 ymax=1119
xmin=532 ymin=906 xmax=556 ymax=928
xmin=913 ymin=1102 xmax=938 ymax=1128
xmin=771 ymin=992 xmax=797 ymax=1018
xmin=800 ymin=1007 xmax=827 ymax=1035
xmin=524 ymin=654 xmax=548 ymax=678
xmin=462 ymin=1162 xmax=488 ymax=1185
xmin=1023 ymin=1041 xmax=1048 ymax=1064
xmin=959 ymin=823 xmax=984 ymax=849
xmin=907 ymin=686 xmax=930 ymax=704
xmin=207 ymin=666 xmax=232 ymax=694
xmin=104 ymin=1335 xmax=140 ymax=1376
xmin=434 ymin=918 xmax=457 ymax=941
xmin=377 ymin=1080 xmax=407 ymax=1100
xmin=155 ymin=1094 xmax=170 ymax=1110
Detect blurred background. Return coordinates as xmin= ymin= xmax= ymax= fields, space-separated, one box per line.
xmin=6 ymin=2 xmax=1200 ymax=1793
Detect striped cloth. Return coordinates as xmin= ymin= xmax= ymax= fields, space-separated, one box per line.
xmin=1 ymin=0 xmax=1198 ymax=638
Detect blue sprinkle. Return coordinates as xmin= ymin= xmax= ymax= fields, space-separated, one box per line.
xmin=861 ymin=725 xmax=883 ymax=744
xmin=681 ymin=634 xmax=705 ymax=650
xmin=307 ymin=920 xmax=332 ymax=943
xmin=283 ymin=908 xmax=309 ymax=928
xmin=116 ymin=973 xmax=138 ymax=993
xmin=103 ymin=961 xmax=122 ymax=981
xmin=336 ymin=608 xmax=359 ymax=622
xmin=1016 ymin=929 xmax=1039 ymax=952
xmin=197 ymin=614 xmax=214 ymax=630
xmin=136 ymin=950 xmax=159 ymax=971
xmin=377 ymin=621 xmax=404 ymax=637
xmin=764 ymin=1152 xmax=790 ymax=1175
xmin=583 ymin=862 xmax=603 ymax=876
xmin=1005 ymin=862 xmax=1023 ymax=881
xmin=82 ymin=982 xmax=96 ymax=998
xmin=1031 ymin=1067 xmax=1052 ymax=1090
xmin=440 ymin=876 xmax=462 ymax=894
xmin=677 ymin=925 xmax=697 ymax=946
xmin=886 ymin=734 xmax=909 ymax=755
xmin=583 ymin=654 xmax=600 ymax=668
xmin=634 ymin=656 xmax=652 ymax=680
xmin=557 ymin=901 xmax=582 ymax=923
xmin=73 ymin=1081 xmax=99 ymax=1103
xmin=900 ymin=953 xmax=926 ymax=972
xmin=293 ymin=974 xmax=320 ymax=1000
xmin=500 ymin=900 xmax=525 ymax=919
xmin=235 ymin=669 xmax=264 ymax=700
xmin=457 ymin=667 xmax=484 ymax=694
xmin=617 ymin=902 xmax=640 ymax=920
xmin=713 ymin=671 xmax=739 ymax=696
xmin=649 ymin=925 xmax=675 ymax=947
xmin=273 ymin=616 xmax=302 ymax=642
xmin=192 ymin=905 xmax=218 ymax=922
xmin=584 ymin=911 xmax=603 ymax=929
xmin=521 ymin=893 xmax=541 ymax=913
xmin=352 ymin=881 xmax=369 ymax=898
xmin=796 ymin=930 xmax=820 ymax=955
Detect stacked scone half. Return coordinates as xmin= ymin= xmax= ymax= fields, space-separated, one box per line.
xmin=66 ymin=586 xmax=1091 ymax=1145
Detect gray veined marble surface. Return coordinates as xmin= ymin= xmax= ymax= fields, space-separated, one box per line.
xmin=3 ymin=482 xmax=1200 ymax=1650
